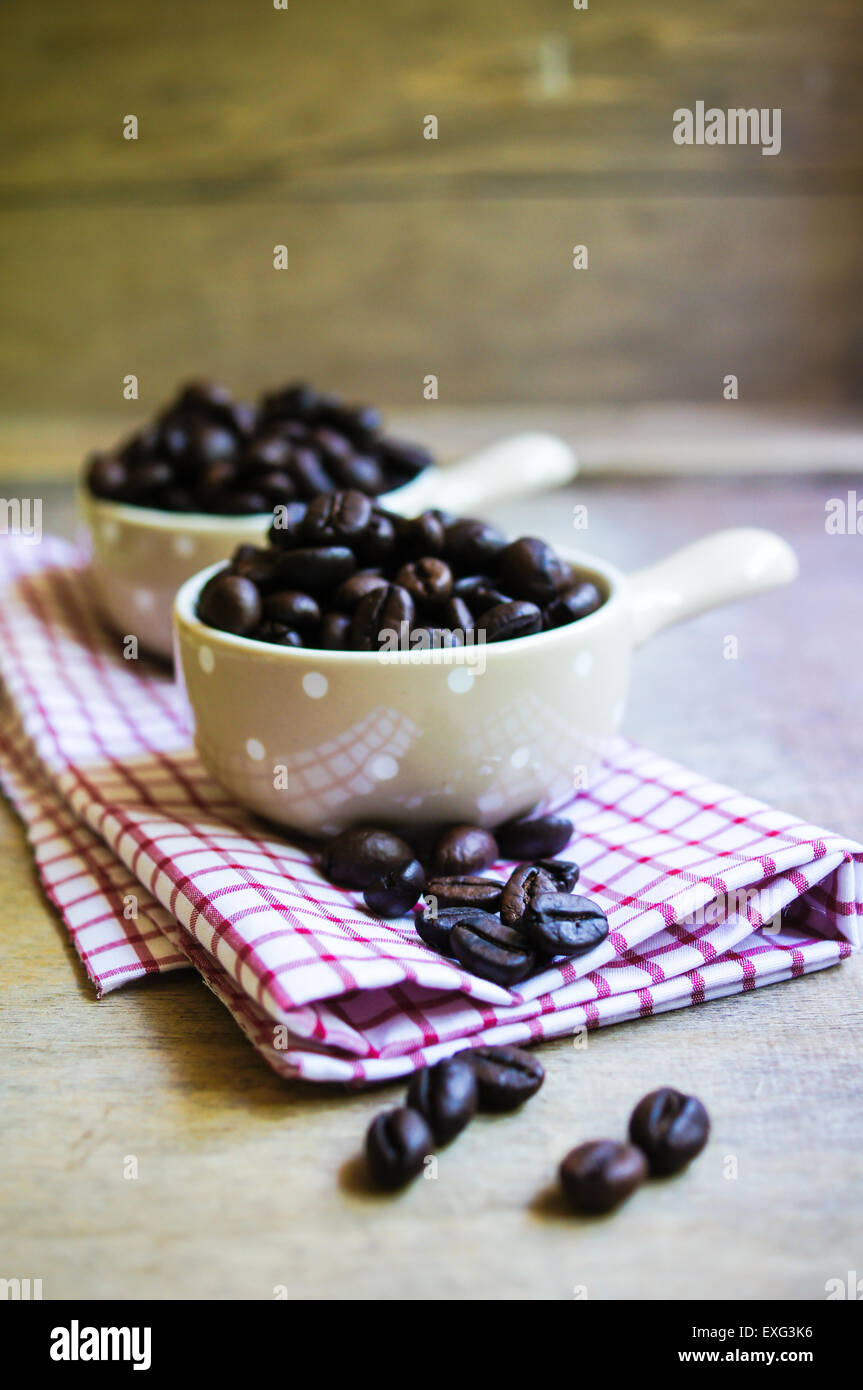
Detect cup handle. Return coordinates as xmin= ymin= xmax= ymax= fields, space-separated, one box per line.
xmin=421 ymin=432 xmax=577 ymax=513
xmin=628 ymin=527 xmax=799 ymax=648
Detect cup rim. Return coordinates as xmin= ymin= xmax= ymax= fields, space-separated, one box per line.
xmin=174 ymin=548 xmax=627 ymax=664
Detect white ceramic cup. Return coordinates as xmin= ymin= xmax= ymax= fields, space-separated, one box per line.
xmin=81 ymin=431 xmax=577 ymax=661
xmin=173 ymin=527 xmax=798 ymax=837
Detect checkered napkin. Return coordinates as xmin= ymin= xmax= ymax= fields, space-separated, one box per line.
xmin=0 ymin=536 xmax=860 ymax=1083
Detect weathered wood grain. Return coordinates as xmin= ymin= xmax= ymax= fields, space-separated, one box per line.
xmin=1 ymin=469 xmax=861 ymax=1300
xmin=0 ymin=0 xmax=861 ymax=410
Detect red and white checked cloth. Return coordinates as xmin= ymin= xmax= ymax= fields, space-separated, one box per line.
xmin=0 ymin=536 xmax=860 ymax=1082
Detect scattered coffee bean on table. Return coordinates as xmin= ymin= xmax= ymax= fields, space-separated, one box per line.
xmin=559 ymin=1140 xmax=649 ymax=1215
xmin=424 ymin=875 xmax=505 ymax=912
xmin=464 ymin=1045 xmax=545 ymax=1111
xmin=450 ymin=912 xmax=535 ymax=987
xmin=431 ymin=825 xmax=499 ymax=876
xmin=523 ymin=891 xmax=609 ymax=959
xmin=85 ymin=380 xmax=433 ymax=513
xmin=365 ymin=1107 xmax=434 ymax=1190
xmin=363 ymin=860 xmax=426 ymax=919
xmin=628 ymin=1087 xmax=710 ymax=1175
xmin=499 ymin=859 xmax=580 ymax=926
xmin=193 ymin=489 xmax=605 ymax=649
xmin=322 ymin=827 xmax=414 ymax=889
xmin=495 ymin=814 xmax=574 ymax=861
xmin=414 ymin=904 xmax=478 ymax=955
xmin=406 ymin=1057 xmax=478 ymax=1144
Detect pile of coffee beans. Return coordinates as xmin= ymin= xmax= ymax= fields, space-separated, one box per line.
xmin=366 ymin=1045 xmax=545 ymax=1189
xmin=85 ymin=380 xmax=433 ymax=514
xmin=319 ymin=813 xmax=609 ymax=986
xmin=559 ymin=1087 xmax=710 ymax=1215
xmin=196 ymin=490 xmax=604 ymax=648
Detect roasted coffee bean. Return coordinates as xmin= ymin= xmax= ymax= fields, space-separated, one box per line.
xmin=498 ymin=537 xmax=569 ymax=605
xmin=544 ymin=579 xmax=604 ymax=628
xmin=251 ymin=621 xmax=303 ymax=647
xmin=442 ymin=596 xmax=474 ymax=635
xmin=432 ymin=825 xmax=498 ymax=876
xmin=333 ymin=572 xmax=389 ymax=611
xmin=357 ymin=509 xmax=397 ymax=566
xmin=464 ymin=1045 xmax=545 ymax=1110
xmin=559 ymin=1140 xmax=648 ymax=1215
xmin=87 ymin=453 xmax=129 ymax=499
xmin=365 ymin=1106 xmax=434 ymax=1190
xmin=406 ymin=1057 xmax=478 ymax=1143
xmin=324 ymin=401 xmax=383 ymax=446
xmin=377 ymin=438 xmax=435 ymax=482
xmin=268 ymin=501 xmax=307 ymax=549
xmin=287 ymin=447 xmax=337 ymax=499
xmin=319 ymin=611 xmax=352 ymax=650
xmin=329 ymin=453 xmax=384 ymax=495
xmin=244 ymin=431 xmax=293 ymax=470
xmin=323 ymin=826 xmax=415 ymax=889
xmin=274 ymin=546 xmax=356 ymax=594
xmin=480 ymin=600 xmax=543 ymax=643
xmin=443 ymin=518 xmax=508 ymax=573
xmin=218 ymin=488 xmax=270 ymax=515
xmin=129 ymin=459 xmax=175 ymax=499
xmin=197 ymin=573 xmax=262 ymax=636
xmin=450 ymin=912 xmax=535 ymax=987
xmin=413 ymin=903 xmax=467 ymax=954
xmin=192 ymin=421 xmax=236 ymax=464
xmin=311 ymin=426 xmax=354 ymax=463
xmin=397 ymin=510 xmax=446 ymax=557
xmin=176 ymin=379 xmax=235 ymax=416
xmin=300 ymin=489 xmax=373 ymax=545
xmin=499 ymin=860 xmax=580 ymax=926
xmin=523 ymin=891 xmax=609 ymax=958
xmin=628 ymin=1088 xmax=710 ymax=1175
xmin=394 ymin=557 xmax=453 ymax=608
xmin=262 ymin=589 xmax=320 ymax=633
xmin=496 ymin=814 xmax=573 ymax=860
xmin=351 ymin=583 xmax=414 ymax=651
xmin=424 ymin=875 xmax=505 ymax=912
xmin=363 ymin=859 xmax=426 ymax=918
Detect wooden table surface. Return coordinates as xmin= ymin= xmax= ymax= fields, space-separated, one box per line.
xmin=2 ymin=471 xmax=861 ymax=1301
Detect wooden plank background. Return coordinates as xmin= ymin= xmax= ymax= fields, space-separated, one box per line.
xmin=0 ymin=0 xmax=861 ymax=423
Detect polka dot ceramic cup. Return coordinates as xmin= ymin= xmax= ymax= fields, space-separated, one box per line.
xmin=173 ymin=527 xmax=797 ymax=836
xmin=80 ymin=432 xmax=577 ymax=661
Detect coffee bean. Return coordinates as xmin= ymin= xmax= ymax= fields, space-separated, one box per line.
xmin=544 ymin=579 xmax=604 ymax=628
xmin=559 ymin=1140 xmax=648 ymax=1215
xmin=365 ymin=1106 xmax=434 ymax=1189
xmin=330 ymin=453 xmax=384 ymax=495
xmin=363 ymin=860 xmax=425 ymax=918
xmin=523 ymin=891 xmax=609 ymax=958
xmin=432 ymin=825 xmax=498 ymax=876
xmin=357 ymin=509 xmax=397 ymax=566
xmin=394 ymin=557 xmax=453 ymax=608
xmin=287 ymin=447 xmax=337 ymax=499
xmin=628 ymin=1088 xmax=710 ymax=1175
xmin=319 ymin=611 xmax=352 ymax=650
xmin=397 ymin=510 xmax=446 ymax=557
xmin=480 ymin=600 xmax=543 ymax=643
xmin=86 ymin=453 xmax=129 ymax=499
xmin=333 ymin=572 xmax=389 ymax=611
xmin=463 ymin=1045 xmax=545 ymax=1110
xmin=442 ymin=596 xmax=474 ymax=635
xmin=267 ymin=501 xmax=307 ymax=549
xmin=498 ymin=537 xmax=569 ymax=605
xmin=496 ymin=814 xmax=573 ymax=860
xmin=300 ymin=489 xmax=373 ymax=545
xmin=350 ymin=583 xmax=415 ymax=651
xmin=376 ymin=438 xmax=435 ymax=483
xmin=414 ymin=903 xmax=481 ymax=955
xmin=406 ymin=1057 xmax=478 ymax=1144
xmin=450 ymin=912 xmax=535 ymax=987
xmin=499 ymin=860 xmax=580 ymax=926
xmin=323 ymin=827 xmax=414 ymax=889
xmin=197 ymin=573 xmax=262 ymax=636
xmin=262 ymin=590 xmax=320 ymax=633
xmin=444 ymin=518 xmax=508 ymax=573
xmin=252 ymin=621 xmax=303 ymax=647
xmin=424 ymin=875 xmax=505 ymax=912
xmin=192 ymin=421 xmax=236 ymax=464
xmin=274 ymin=546 xmax=356 ymax=594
